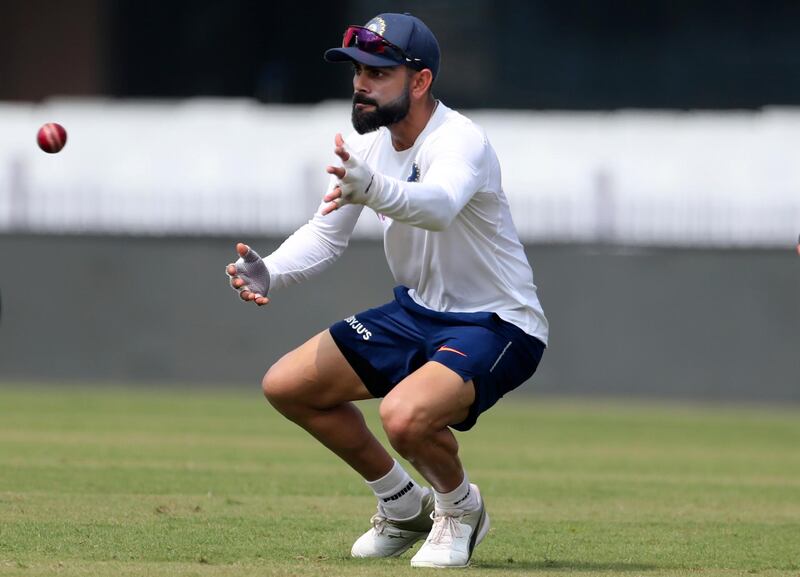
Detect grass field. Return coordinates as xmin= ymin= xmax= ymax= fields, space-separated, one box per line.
xmin=0 ymin=385 xmax=798 ymax=577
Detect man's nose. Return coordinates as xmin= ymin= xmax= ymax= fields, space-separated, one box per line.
xmin=353 ymin=74 xmax=370 ymax=94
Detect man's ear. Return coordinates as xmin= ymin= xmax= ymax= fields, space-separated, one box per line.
xmin=411 ymin=69 xmax=434 ymax=98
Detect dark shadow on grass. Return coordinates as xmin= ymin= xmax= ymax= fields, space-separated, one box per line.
xmin=472 ymin=559 xmax=663 ymax=572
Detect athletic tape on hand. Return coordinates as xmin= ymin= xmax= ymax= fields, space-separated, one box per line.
xmin=336 ymin=143 xmax=375 ymax=207
xmin=231 ymin=246 xmax=270 ymax=297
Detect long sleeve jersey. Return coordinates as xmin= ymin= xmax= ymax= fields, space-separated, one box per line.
xmin=264 ymin=101 xmax=549 ymax=345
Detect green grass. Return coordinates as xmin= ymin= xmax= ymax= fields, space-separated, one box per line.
xmin=0 ymin=385 xmax=799 ymax=576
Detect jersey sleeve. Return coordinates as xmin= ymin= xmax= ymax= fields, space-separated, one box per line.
xmin=365 ymin=124 xmax=488 ymax=231
xmin=263 ymin=175 xmax=363 ymax=292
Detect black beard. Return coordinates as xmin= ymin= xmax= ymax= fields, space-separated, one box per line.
xmin=351 ymin=88 xmax=411 ymax=134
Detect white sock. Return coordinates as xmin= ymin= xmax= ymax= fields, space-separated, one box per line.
xmin=434 ymin=472 xmax=479 ymax=512
xmin=366 ymin=460 xmax=426 ymax=521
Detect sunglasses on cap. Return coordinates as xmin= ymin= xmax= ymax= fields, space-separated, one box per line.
xmin=342 ymin=25 xmax=424 ymax=69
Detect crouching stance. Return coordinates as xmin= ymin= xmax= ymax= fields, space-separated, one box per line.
xmin=226 ymin=12 xmax=548 ymax=568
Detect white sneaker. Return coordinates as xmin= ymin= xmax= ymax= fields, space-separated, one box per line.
xmin=410 ymin=484 xmax=490 ymax=568
xmin=351 ymin=489 xmax=435 ymax=558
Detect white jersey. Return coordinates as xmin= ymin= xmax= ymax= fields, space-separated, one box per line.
xmin=264 ymin=101 xmax=549 ymax=345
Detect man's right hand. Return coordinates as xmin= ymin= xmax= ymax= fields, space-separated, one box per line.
xmin=226 ymin=243 xmax=270 ymax=306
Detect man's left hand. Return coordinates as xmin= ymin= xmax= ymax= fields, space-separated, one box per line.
xmin=323 ymin=133 xmax=376 ymax=215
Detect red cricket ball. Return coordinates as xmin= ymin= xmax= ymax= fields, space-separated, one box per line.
xmin=37 ymin=122 xmax=68 ymax=153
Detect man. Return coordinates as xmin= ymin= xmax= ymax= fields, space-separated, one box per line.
xmin=226 ymin=12 xmax=548 ymax=569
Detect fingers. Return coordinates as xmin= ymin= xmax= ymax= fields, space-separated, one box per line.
xmin=235 ymin=242 xmax=262 ymax=264
xmin=228 ymin=243 xmax=269 ymax=306
xmin=236 ymin=285 xmax=269 ymax=305
xmin=322 ymin=185 xmax=342 ymax=216
xmin=324 ymin=185 xmax=342 ymax=203
xmin=240 ymin=290 xmax=269 ymax=306
xmin=333 ymin=133 xmax=350 ymax=162
xmin=226 ymin=264 xmax=242 ymax=289
xmin=326 ymin=165 xmax=346 ymax=179
xmin=321 ymin=201 xmax=339 ymax=216
xmin=227 ymin=270 xmax=249 ymax=293
xmin=326 ymin=134 xmax=349 ymax=188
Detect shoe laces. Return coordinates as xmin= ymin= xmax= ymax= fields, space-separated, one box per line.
xmin=428 ymin=510 xmax=465 ymax=545
xmin=370 ymin=508 xmax=388 ymax=535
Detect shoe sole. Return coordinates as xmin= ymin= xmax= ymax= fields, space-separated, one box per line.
xmin=351 ymin=531 xmax=429 ymax=559
xmin=410 ymin=506 xmax=491 ymax=569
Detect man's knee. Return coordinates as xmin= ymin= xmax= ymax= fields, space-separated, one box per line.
xmin=261 ymin=333 xmax=371 ymax=413
xmin=379 ymin=396 xmax=431 ymax=452
xmin=261 ymin=363 xmax=299 ymax=408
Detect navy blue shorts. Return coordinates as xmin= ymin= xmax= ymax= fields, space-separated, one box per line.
xmin=329 ymin=286 xmax=545 ymax=431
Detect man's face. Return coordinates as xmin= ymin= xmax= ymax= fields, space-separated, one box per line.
xmin=351 ymin=63 xmax=412 ymax=134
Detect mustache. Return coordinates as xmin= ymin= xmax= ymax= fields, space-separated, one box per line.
xmin=352 ymin=93 xmax=379 ymax=107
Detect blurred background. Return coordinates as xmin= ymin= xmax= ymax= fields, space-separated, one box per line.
xmin=0 ymin=0 xmax=798 ymax=401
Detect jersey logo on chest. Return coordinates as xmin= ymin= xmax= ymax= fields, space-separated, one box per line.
xmin=407 ymin=162 xmax=420 ymax=183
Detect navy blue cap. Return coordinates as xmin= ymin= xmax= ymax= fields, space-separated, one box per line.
xmin=325 ymin=13 xmax=440 ymax=79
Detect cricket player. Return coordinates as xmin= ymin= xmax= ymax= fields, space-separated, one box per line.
xmin=226 ymin=12 xmax=548 ymax=568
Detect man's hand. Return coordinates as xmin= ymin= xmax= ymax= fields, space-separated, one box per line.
xmin=225 ymin=243 xmax=270 ymax=306
xmin=323 ymin=133 xmax=376 ymax=215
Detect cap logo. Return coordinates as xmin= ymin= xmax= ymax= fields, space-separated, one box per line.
xmin=365 ymin=17 xmax=386 ymax=36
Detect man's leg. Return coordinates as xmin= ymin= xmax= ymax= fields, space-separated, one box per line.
xmin=261 ymin=329 xmax=393 ymax=480
xmin=379 ymin=361 xmax=490 ymax=568
xmin=378 ymin=361 xmax=472 ymax=492
xmin=261 ymin=329 xmax=434 ymax=558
